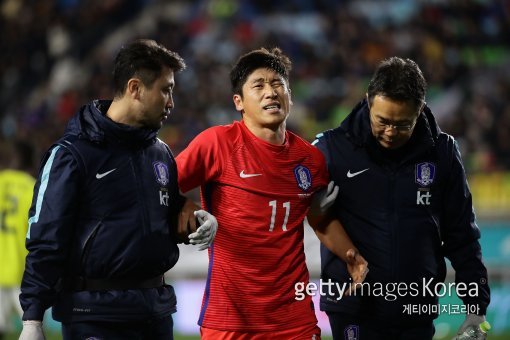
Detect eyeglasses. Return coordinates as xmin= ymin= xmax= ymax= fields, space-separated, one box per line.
xmin=371 ymin=118 xmax=417 ymax=132
xmin=366 ymin=97 xmax=419 ymax=133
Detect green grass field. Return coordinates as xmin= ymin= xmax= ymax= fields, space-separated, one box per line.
xmin=5 ymin=331 xmax=510 ymax=339
xmin=4 ymin=333 xmax=206 ymax=340
xmin=2 ymin=332 xmax=334 ymax=340
xmin=4 ymin=333 xmax=329 ymax=340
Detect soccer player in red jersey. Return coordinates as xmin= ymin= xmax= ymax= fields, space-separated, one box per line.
xmin=176 ymin=47 xmax=368 ymax=339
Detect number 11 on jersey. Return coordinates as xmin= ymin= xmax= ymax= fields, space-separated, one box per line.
xmin=268 ymin=200 xmax=290 ymax=232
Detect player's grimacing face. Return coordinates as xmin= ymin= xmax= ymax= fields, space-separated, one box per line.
xmin=137 ymin=66 xmax=175 ymax=130
xmin=233 ymin=68 xmax=291 ymax=129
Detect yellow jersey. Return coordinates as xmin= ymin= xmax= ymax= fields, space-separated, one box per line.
xmin=0 ymin=169 xmax=35 ymax=287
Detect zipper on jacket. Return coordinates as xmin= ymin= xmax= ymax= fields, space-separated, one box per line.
xmin=80 ymin=220 xmax=103 ymax=270
xmin=389 ymin=171 xmax=398 ymax=283
xmin=130 ymin=149 xmax=150 ymax=236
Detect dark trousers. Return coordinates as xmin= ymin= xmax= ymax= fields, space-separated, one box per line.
xmin=327 ymin=312 xmax=435 ymax=340
xmin=62 ymin=315 xmax=174 ymax=340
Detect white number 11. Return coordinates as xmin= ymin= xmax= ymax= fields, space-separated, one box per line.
xmin=268 ymin=200 xmax=290 ymax=231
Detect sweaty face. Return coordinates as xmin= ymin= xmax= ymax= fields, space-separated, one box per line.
xmin=233 ymin=68 xmax=291 ymax=130
xmin=369 ymin=95 xmax=420 ymax=150
xmin=137 ymin=66 xmax=175 ymax=130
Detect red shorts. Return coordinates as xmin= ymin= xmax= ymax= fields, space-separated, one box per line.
xmin=200 ymin=323 xmax=321 ymax=339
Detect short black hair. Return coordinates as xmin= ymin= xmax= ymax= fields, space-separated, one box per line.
xmin=230 ymin=47 xmax=292 ymax=96
xmin=367 ymin=57 xmax=427 ymax=111
xmin=113 ymin=39 xmax=186 ymax=97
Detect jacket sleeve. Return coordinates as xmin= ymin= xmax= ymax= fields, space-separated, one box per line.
xmin=20 ymin=145 xmax=81 ymax=321
xmin=312 ymin=132 xmax=332 ymax=169
xmin=175 ymin=128 xmax=222 ymax=193
xmin=441 ymin=138 xmax=490 ymax=315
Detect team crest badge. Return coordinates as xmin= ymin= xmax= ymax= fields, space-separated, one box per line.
xmin=415 ymin=162 xmax=436 ymax=187
xmin=294 ymin=165 xmax=312 ymax=191
xmin=153 ymin=161 xmax=169 ymax=186
xmin=344 ymin=325 xmax=359 ymax=340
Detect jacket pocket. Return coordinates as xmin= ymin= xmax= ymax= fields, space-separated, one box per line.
xmin=80 ymin=220 xmax=103 ymax=272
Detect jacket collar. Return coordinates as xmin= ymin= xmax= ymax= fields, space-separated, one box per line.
xmin=64 ymin=100 xmax=158 ymax=146
xmin=341 ymin=98 xmax=441 ymax=164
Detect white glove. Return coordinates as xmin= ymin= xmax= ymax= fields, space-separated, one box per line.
xmin=189 ymin=210 xmax=218 ymax=251
xmin=317 ymin=181 xmax=339 ymax=213
xmin=19 ymin=320 xmax=45 ymax=340
xmin=454 ymin=314 xmax=486 ymax=338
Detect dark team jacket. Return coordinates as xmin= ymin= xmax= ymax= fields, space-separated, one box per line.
xmin=314 ymin=99 xmax=490 ymax=324
xmin=20 ymin=100 xmax=184 ymax=322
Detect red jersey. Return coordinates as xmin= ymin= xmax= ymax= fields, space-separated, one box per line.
xmin=176 ymin=121 xmax=328 ymax=332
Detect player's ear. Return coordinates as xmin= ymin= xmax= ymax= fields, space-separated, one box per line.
xmin=233 ymin=94 xmax=243 ymax=112
xmin=127 ymin=78 xmax=142 ymax=100
xmin=288 ymin=88 xmax=293 ymax=106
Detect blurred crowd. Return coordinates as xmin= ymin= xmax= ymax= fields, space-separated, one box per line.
xmin=1 ymin=0 xmax=509 ymax=176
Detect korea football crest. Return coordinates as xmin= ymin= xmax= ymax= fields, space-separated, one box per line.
xmin=344 ymin=325 xmax=359 ymax=340
xmin=415 ymin=162 xmax=435 ymax=206
xmin=153 ymin=161 xmax=170 ymax=206
xmin=415 ymin=162 xmax=435 ymax=187
xmin=153 ymin=161 xmax=169 ymax=186
xmin=294 ymin=165 xmax=312 ymax=191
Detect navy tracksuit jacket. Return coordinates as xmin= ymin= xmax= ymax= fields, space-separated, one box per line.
xmin=314 ymin=99 xmax=490 ymax=325
xmin=20 ymin=100 xmax=183 ymax=322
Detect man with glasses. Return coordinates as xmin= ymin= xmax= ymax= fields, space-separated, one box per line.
xmin=313 ymin=57 xmax=490 ymax=339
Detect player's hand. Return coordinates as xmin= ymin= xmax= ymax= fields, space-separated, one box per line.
xmin=454 ymin=314 xmax=486 ymax=338
xmin=19 ymin=320 xmax=45 ymax=340
xmin=178 ymin=199 xmax=200 ymax=241
xmin=344 ymin=249 xmax=369 ymax=296
xmin=317 ymin=181 xmax=339 ymax=213
xmin=189 ymin=210 xmax=218 ymax=251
